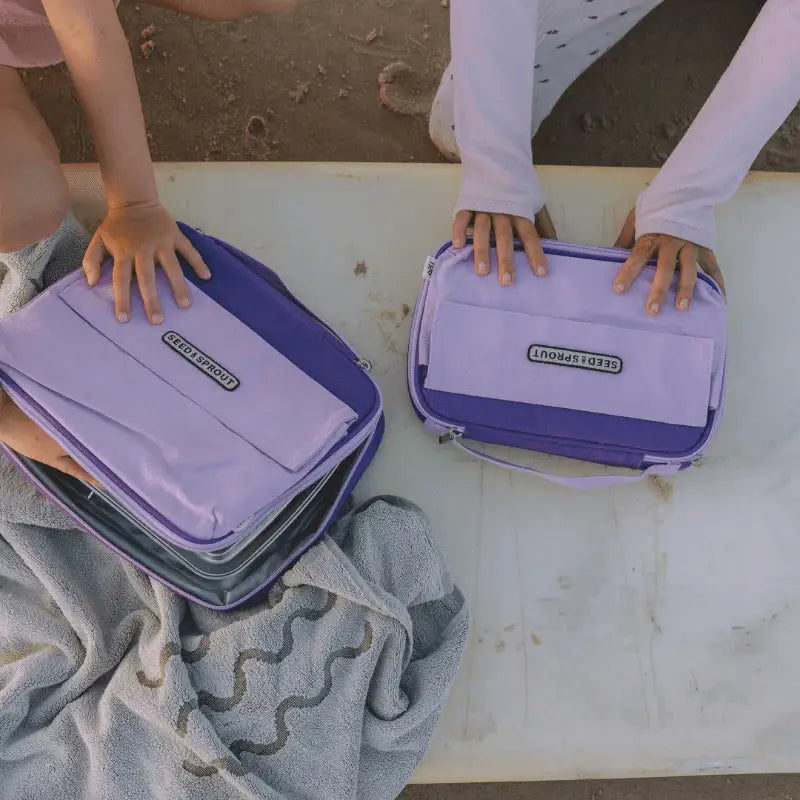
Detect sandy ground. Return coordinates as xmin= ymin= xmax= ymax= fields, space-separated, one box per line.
xmin=19 ymin=0 xmax=800 ymax=797
xmin=22 ymin=0 xmax=798 ymax=171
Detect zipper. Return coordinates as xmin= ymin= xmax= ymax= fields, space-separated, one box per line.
xmin=0 ymin=372 xmax=382 ymax=552
xmin=100 ymin=463 xmax=344 ymax=579
xmin=642 ymin=359 xmax=726 ymax=467
xmin=1 ymin=426 xmax=380 ymax=612
xmin=434 ymin=238 xmax=724 ymax=296
xmin=407 ymin=275 xmax=466 ymax=440
xmin=232 ymin=425 xmax=379 ymax=611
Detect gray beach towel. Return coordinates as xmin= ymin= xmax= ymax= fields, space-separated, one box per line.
xmin=0 ymin=218 xmax=469 ymax=799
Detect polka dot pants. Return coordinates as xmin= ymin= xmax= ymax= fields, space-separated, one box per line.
xmin=430 ymin=0 xmax=664 ymax=160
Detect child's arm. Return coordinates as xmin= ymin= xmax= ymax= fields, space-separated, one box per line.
xmin=449 ymin=0 xmax=547 ymax=286
xmin=40 ymin=0 xmax=210 ymax=324
xmin=0 ymin=389 xmax=96 ymax=484
xmin=615 ymin=0 xmax=800 ymax=312
xmin=636 ymin=0 xmax=800 ymax=249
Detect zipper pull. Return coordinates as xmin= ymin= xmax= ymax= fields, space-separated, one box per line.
xmin=438 ymin=429 xmax=463 ymax=445
xmin=356 ymin=358 xmax=373 ymax=373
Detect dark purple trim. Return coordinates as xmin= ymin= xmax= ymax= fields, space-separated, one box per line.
xmin=179 ymin=225 xmax=379 ymax=420
xmin=416 ymin=366 xmax=714 ymax=461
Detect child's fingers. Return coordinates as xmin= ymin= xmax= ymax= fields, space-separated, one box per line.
xmin=473 ymin=213 xmax=491 ymax=276
xmin=158 ymin=249 xmax=192 ymax=309
xmin=452 ymin=210 xmax=472 ymax=250
xmin=112 ymin=257 xmax=133 ymax=323
xmin=134 ymin=254 xmax=163 ymax=325
xmin=514 ymin=216 xmax=547 ymax=276
xmin=176 ymin=234 xmax=211 ymax=280
xmin=613 ymin=236 xmax=655 ymax=295
xmin=676 ymin=245 xmax=698 ymax=311
xmin=83 ymin=231 xmax=106 ymax=287
xmin=493 ymin=215 xmax=515 ymax=286
xmin=646 ymin=239 xmax=682 ymax=316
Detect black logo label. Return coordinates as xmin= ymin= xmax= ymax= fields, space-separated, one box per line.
xmin=527 ymin=344 xmax=623 ymax=375
xmin=162 ymin=332 xmax=240 ymax=391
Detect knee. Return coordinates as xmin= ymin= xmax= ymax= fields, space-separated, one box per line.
xmin=0 ymin=176 xmax=69 ymax=253
xmin=0 ymin=99 xmax=69 ymax=253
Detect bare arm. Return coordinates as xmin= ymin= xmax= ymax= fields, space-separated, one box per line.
xmin=40 ymin=0 xmax=209 ymax=324
xmin=635 ymin=0 xmax=800 ymax=250
xmin=41 ymin=0 xmax=156 ymax=208
xmin=0 ymin=388 xmax=96 ymax=483
xmin=614 ymin=0 xmax=800 ymax=315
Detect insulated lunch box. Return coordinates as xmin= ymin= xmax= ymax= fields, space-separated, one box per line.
xmin=408 ymin=238 xmax=726 ymax=489
xmin=0 ymin=225 xmax=384 ymax=609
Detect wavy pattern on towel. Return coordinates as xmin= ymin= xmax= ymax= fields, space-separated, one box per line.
xmin=182 ymin=621 xmax=374 ymax=777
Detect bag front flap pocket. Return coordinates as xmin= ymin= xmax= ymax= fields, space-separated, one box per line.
xmin=58 ymin=271 xmax=357 ymax=473
xmin=424 ymin=301 xmax=715 ymax=428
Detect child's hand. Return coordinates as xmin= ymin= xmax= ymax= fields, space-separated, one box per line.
xmin=452 ymin=206 xmax=556 ymax=286
xmin=83 ymin=201 xmax=211 ymax=324
xmin=0 ymin=391 xmax=98 ymax=486
xmin=613 ymin=208 xmax=726 ymax=315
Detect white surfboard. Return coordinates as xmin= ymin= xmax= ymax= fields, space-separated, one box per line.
xmin=66 ymin=162 xmax=800 ymax=784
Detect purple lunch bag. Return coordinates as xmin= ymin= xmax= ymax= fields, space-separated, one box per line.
xmin=0 ymin=225 xmax=384 ymax=609
xmin=408 ymin=239 xmax=727 ymax=489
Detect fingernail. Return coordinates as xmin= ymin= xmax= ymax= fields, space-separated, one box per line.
xmin=179 ymin=296 xmax=191 ymax=308
xmin=501 ymin=273 xmax=513 ymax=286
xmin=614 ymin=282 xmax=626 ymax=294
xmin=453 ymin=237 xmax=464 ymax=249
xmin=152 ymin=313 xmax=164 ymax=325
xmin=118 ymin=312 xmax=129 ymax=324
xmin=536 ymin=265 xmax=546 ymax=277
xmin=678 ymin=297 xmax=689 ymax=311
xmin=478 ymin=261 xmax=489 ymax=275
xmin=202 ymin=268 xmax=212 ymax=280
xmin=648 ymin=301 xmax=660 ymax=315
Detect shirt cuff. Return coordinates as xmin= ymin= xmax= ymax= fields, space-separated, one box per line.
xmin=635 ymin=194 xmax=717 ymax=251
xmin=455 ymin=193 xmax=545 ymax=225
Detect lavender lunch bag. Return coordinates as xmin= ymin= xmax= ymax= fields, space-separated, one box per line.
xmin=408 ymin=239 xmax=727 ymax=489
xmin=0 ymin=225 xmax=383 ymax=609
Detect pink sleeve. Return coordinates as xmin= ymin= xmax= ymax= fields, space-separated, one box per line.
xmin=636 ymin=0 xmax=800 ymax=250
xmin=451 ymin=0 xmax=544 ymax=223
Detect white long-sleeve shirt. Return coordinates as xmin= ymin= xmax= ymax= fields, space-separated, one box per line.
xmin=452 ymin=0 xmax=800 ymax=250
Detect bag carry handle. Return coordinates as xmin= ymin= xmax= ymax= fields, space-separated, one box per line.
xmin=450 ymin=438 xmax=681 ymax=490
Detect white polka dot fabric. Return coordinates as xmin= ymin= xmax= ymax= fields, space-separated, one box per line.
xmin=436 ymin=0 xmax=800 ymax=253
xmin=533 ymin=1 xmax=662 ymax=132
xmin=430 ymin=0 xmax=663 ymax=160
